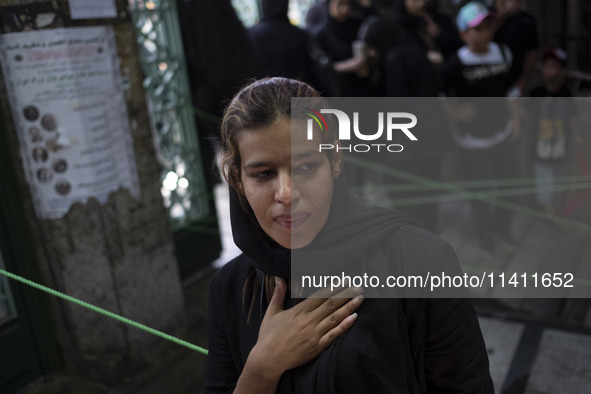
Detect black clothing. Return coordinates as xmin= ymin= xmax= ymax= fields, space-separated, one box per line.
xmin=249 ymin=0 xmax=317 ymax=85
xmin=529 ymin=85 xmax=575 ymax=163
xmin=430 ymin=11 xmax=463 ymax=60
xmin=494 ymin=11 xmax=538 ymax=86
xmin=442 ymin=43 xmax=514 ymax=141
xmin=396 ymin=2 xmax=430 ymax=52
xmin=529 ymin=84 xmax=573 ymax=98
xmin=178 ymin=0 xmax=262 ymax=115
xmin=313 ymin=11 xmax=370 ymax=96
xmin=443 ymin=43 xmax=513 ymax=98
xmin=361 ymin=14 xmax=407 ymax=65
xmin=206 ymin=177 xmax=494 ymax=393
xmin=259 ymin=0 xmax=287 ymax=20
xmin=384 ymin=44 xmax=439 ymax=97
xmin=207 ymin=256 xmax=493 ymax=393
xmin=305 ymin=1 xmax=329 ymax=35
xmin=178 ymin=0 xmax=263 ymax=184
xmin=314 ymin=14 xmax=360 ymax=65
xmin=380 ymin=43 xmax=449 ymax=233
xmin=395 ymin=2 xmax=461 ymax=62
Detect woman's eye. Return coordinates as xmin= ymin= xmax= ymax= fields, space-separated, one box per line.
xmin=294 ymin=162 xmax=318 ymax=173
xmin=251 ymin=170 xmax=272 ymax=179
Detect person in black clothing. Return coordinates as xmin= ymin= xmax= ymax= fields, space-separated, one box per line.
xmin=312 ymin=0 xmax=371 ymax=96
xmin=361 ymin=4 xmax=450 ymax=233
xmin=395 ymin=0 xmax=444 ymax=67
xmin=442 ymin=1 xmax=520 ymax=255
xmin=425 ymin=0 xmax=463 ymax=60
xmin=205 ymin=77 xmax=494 ymax=393
xmin=493 ymin=0 xmax=539 ymax=95
xmin=360 ymin=11 xmax=433 ymax=97
xmin=248 ymin=0 xmax=317 ymax=86
xmin=177 ymin=0 xmax=263 ymax=184
xmin=306 ymin=0 xmax=329 ymax=35
xmin=529 ymin=49 xmax=581 ymax=217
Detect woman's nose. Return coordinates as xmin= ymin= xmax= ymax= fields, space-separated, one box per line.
xmin=275 ymin=171 xmax=298 ymax=204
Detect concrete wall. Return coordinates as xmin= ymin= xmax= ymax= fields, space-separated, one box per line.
xmin=0 ymin=0 xmax=186 ymax=381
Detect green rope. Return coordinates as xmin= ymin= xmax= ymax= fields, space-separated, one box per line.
xmin=350 ymin=174 xmax=591 ymax=194
xmin=374 ymin=183 xmax=591 ymax=231
xmin=369 ymin=182 xmax=591 ymax=207
xmin=0 ymin=268 xmax=208 ymax=355
xmin=345 ymin=155 xmax=591 ymax=231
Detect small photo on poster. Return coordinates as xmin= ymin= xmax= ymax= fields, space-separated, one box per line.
xmin=36 ymin=167 xmax=53 ymax=183
xmin=32 ymin=146 xmax=48 ymax=163
xmin=22 ymin=105 xmax=39 ymax=121
xmin=28 ymin=126 xmax=42 ymax=143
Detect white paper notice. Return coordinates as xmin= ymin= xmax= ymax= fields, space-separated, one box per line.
xmin=0 ymin=26 xmax=141 ymax=219
xmin=68 ymin=0 xmax=117 ymax=20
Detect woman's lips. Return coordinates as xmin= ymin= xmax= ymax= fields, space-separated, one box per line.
xmin=275 ymin=213 xmax=310 ymax=229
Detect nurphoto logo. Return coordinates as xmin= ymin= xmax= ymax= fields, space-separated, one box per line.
xmin=305 ymin=108 xmax=418 ymax=153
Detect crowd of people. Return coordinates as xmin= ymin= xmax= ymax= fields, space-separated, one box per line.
xmin=178 ymin=0 xmax=588 ymax=254
xmin=248 ymin=0 xmax=544 ymax=98
xmin=245 ymin=0 xmax=587 ymax=254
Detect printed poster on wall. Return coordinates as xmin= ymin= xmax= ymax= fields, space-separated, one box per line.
xmin=0 ymin=25 xmax=140 ymax=219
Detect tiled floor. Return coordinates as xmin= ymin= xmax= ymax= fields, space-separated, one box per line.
xmin=479 ymin=317 xmax=525 ymax=393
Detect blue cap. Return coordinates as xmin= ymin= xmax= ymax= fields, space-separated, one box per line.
xmin=456 ymin=1 xmax=492 ymax=32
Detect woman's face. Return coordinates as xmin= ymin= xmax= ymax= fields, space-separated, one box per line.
xmin=329 ymin=0 xmax=352 ymax=22
xmin=405 ymin=0 xmax=426 ymax=17
xmin=238 ymin=117 xmax=341 ymax=249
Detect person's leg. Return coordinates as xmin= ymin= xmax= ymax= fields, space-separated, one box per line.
xmin=491 ymin=139 xmax=519 ymax=247
xmin=534 ymin=161 xmax=555 ymax=212
xmin=460 ymin=147 xmax=495 ymax=250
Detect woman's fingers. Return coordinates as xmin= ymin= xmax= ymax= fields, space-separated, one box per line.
xmin=254 ymin=279 xmax=363 ymax=373
xmin=317 ymin=312 xmax=359 ymax=349
xmin=298 ymin=286 xmax=338 ymax=311
xmin=267 ymin=276 xmax=363 ymax=333
xmin=300 ymin=284 xmax=363 ymax=312
xmin=315 ymin=294 xmax=364 ymax=333
xmin=307 ymin=285 xmax=363 ymax=315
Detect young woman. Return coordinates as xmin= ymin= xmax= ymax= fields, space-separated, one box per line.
xmin=206 ymin=77 xmax=494 ymax=393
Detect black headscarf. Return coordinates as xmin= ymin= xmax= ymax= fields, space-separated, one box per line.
xmin=260 ymin=0 xmax=289 ymax=22
xmin=230 ymin=174 xmax=420 ymax=280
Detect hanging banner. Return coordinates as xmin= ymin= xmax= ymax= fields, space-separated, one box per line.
xmin=0 ymin=25 xmax=140 ymax=219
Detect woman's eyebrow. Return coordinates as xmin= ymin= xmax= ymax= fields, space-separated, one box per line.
xmin=243 ymin=161 xmax=269 ymax=169
xmin=293 ymin=150 xmax=318 ymax=161
xmin=243 ymin=151 xmax=318 ymax=169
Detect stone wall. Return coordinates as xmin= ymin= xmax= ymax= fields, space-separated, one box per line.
xmin=0 ymin=0 xmax=186 ymax=381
